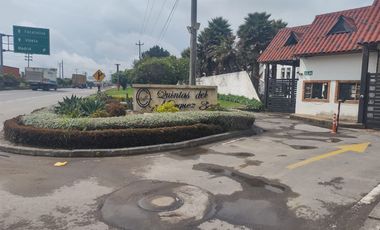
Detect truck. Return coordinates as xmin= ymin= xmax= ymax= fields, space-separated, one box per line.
xmin=25 ymin=67 xmax=58 ymax=91
xmin=71 ymin=74 xmax=87 ymax=88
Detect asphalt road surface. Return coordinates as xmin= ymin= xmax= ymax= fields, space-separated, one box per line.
xmin=0 ymin=91 xmax=379 ymax=230
xmin=0 ymin=88 xmax=95 ymax=130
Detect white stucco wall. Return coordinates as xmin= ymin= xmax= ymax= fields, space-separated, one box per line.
xmin=197 ymin=71 xmax=261 ymax=101
xmin=296 ymin=52 xmax=378 ymax=120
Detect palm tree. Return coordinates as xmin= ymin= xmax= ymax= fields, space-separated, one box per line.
xmin=237 ymin=12 xmax=287 ymax=91
xmin=198 ymin=17 xmax=237 ymax=76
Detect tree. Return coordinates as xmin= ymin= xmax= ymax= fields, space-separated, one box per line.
xmin=132 ymin=57 xmax=189 ymax=85
xmin=198 ymin=17 xmax=238 ymax=76
xmin=237 ymin=12 xmax=287 ymax=91
xmin=181 ymin=48 xmax=190 ymax=59
xmin=111 ymin=71 xmax=129 ymax=90
xmin=142 ymin=45 xmax=171 ymax=59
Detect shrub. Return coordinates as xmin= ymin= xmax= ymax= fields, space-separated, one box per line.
xmin=218 ymin=94 xmax=264 ymax=111
xmin=54 ymin=95 xmax=107 ymax=118
xmin=79 ymin=98 xmax=106 ymax=117
xmin=54 ymin=95 xmax=83 ymax=118
xmin=106 ymin=102 xmax=126 ymax=117
xmin=21 ymin=110 xmax=255 ymax=131
xmin=206 ymin=103 xmax=227 ymax=111
xmin=90 ymin=110 xmax=110 ymax=118
xmin=95 ymin=92 xmax=112 ymax=103
xmin=154 ymin=101 xmax=179 ymax=113
xmin=4 ymin=117 xmax=223 ymax=149
xmin=111 ymin=96 xmax=126 ymax=102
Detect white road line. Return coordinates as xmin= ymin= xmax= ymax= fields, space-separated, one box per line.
xmin=359 ymin=184 xmax=380 ymax=205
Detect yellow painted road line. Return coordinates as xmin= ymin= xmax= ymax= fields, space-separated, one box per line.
xmin=287 ymin=142 xmax=370 ymax=170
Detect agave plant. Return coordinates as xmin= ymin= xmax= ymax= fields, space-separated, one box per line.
xmin=79 ymin=98 xmax=106 ymax=117
xmin=54 ymin=95 xmax=83 ymax=118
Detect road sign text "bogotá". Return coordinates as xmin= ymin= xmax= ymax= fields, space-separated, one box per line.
xmin=13 ymin=25 xmax=50 ymax=55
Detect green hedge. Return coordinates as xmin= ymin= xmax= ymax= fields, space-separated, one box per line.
xmin=4 ymin=117 xmax=223 ymax=149
xmin=218 ymin=94 xmax=263 ymax=111
xmin=21 ymin=109 xmax=255 ymax=132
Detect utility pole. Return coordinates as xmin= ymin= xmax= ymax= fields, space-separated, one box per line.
xmin=25 ymin=53 xmax=32 ymax=67
xmin=136 ymin=40 xmax=144 ymax=60
xmin=115 ymin=63 xmax=121 ymax=90
xmin=61 ymin=60 xmax=64 ymax=79
xmin=188 ymin=0 xmax=199 ymax=85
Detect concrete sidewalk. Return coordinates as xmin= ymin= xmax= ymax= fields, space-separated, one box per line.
xmin=361 ymin=201 xmax=380 ymax=230
xmin=290 ymin=113 xmax=365 ymax=129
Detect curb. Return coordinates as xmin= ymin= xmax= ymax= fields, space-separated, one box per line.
xmin=0 ymin=127 xmax=260 ymax=158
xmin=290 ymin=114 xmax=365 ymax=129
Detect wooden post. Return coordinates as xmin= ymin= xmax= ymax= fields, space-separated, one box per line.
xmin=358 ymin=45 xmax=370 ymax=124
xmin=271 ymin=64 xmax=277 ymax=79
xmin=264 ymin=63 xmax=270 ymax=109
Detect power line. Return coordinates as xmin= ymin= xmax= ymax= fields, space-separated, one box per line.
xmin=144 ymin=0 xmax=156 ymax=35
xmin=151 ymin=0 xmax=169 ymax=35
xmin=158 ymin=0 xmax=179 ymax=42
xmin=140 ymin=0 xmax=151 ymax=37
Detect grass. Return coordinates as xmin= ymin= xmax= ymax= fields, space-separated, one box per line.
xmin=105 ymin=88 xmax=134 ymax=98
xmin=218 ymin=100 xmax=244 ymax=109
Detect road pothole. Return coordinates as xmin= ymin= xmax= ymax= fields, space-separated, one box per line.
xmin=193 ymin=163 xmax=308 ymax=229
xmin=100 ymin=180 xmax=214 ymax=230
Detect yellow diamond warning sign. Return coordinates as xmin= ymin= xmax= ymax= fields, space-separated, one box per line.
xmin=93 ymin=69 xmax=105 ymax=82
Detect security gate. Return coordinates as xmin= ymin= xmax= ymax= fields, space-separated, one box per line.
xmin=366 ymin=73 xmax=380 ymax=128
xmin=266 ymin=79 xmax=298 ymax=113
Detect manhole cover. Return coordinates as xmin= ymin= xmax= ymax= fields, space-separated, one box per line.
xmin=138 ymin=194 xmax=183 ymax=212
xmin=100 ymin=180 xmax=213 ymax=230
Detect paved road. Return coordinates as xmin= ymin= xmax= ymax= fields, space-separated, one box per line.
xmin=0 ymin=88 xmax=96 ymax=129
xmin=0 ymin=95 xmax=379 ymax=229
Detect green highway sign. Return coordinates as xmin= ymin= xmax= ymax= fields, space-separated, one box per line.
xmin=13 ymin=25 xmax=50 ymax=55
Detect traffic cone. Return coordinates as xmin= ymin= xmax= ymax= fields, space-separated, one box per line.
xmin=331 ymin=113 xmax=337 ymax=134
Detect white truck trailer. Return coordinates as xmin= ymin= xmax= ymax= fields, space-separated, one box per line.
xmin=25 ymin=67 xmax=58 ymax=91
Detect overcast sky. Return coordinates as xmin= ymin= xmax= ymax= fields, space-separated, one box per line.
xmin=0 ymin=0 xmax=374 ymax=79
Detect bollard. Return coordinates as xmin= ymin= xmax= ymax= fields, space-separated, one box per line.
xmin=331 ymin=113 xmax=338 ymax=134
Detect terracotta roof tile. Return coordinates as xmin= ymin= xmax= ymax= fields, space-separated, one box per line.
xmin=258 ymin=25 xmax=310 ymax=63
xmin=259 ymin=0 xmax=380 ymax=62
xmin=294 ymin=6 xmax=372 ymax=56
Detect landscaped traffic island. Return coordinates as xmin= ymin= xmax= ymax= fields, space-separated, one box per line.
xmin=3 ymin=92 xmax=256 ymax=150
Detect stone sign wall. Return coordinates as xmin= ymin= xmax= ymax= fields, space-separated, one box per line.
xmin=132 ymin=84 xmax=218 ymax=112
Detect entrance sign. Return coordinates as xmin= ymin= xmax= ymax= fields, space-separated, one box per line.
xmin=93 ymin=69 xmax=105 ymax=82
xmin=133 ymin=84 xmax=218 ymax=112
xmin=13 ymin=26 xmax=50 ymax=55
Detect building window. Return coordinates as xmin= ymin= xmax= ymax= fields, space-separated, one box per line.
xmin=286 ymin=68 xmax=291 ymax=79
xmin=303 ymin=81 xmax=330 ymax=102
xmin=281 ymin=68 xmax=285 ymax=79
xmin=327 ymin=15 xmax=356 ymax=35
xmin=284 ymin=31 xmax=299 ymax=46
xmin=336 ymin=81 xmax=360 ymax=103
